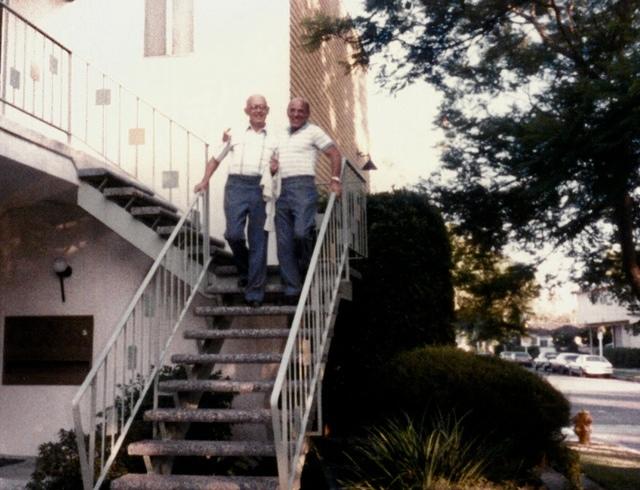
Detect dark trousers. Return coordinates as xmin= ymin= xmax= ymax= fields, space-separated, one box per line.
xmin=224 ymin=175 xmax=267 ymax=302
xmin=275 ymin=176 xmax=318 ymax=297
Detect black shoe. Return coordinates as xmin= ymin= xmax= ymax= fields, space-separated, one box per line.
xmin=237 ymin=277 xmax=248 ymax=288
xmin=245 ymin=299 xmax=262 ymax=308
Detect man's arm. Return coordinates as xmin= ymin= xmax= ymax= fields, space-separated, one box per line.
xmin=324 ymin=145 xmax=342 ymax=196
xmin=193 ymin=129 xmax=231 ymax=193
xmin=193 ymin=156 xmax=221 ymax=192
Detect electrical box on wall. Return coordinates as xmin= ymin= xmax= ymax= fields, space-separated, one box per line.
xmin=3 ymin=316 xmax=93 ymax=385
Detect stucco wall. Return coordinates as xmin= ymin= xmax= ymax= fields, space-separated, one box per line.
xmin=0 ymin=202 xmax=206 ymax=455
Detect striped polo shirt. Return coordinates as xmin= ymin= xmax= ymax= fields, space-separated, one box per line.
xmin=214 ymin=126 xmax=277 ymax=176
xmin=277 ymin=122 xmax=335 ymax=178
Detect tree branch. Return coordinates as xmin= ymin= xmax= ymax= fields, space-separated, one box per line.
xmin=615 ymin=193 xmax=640 ymax=299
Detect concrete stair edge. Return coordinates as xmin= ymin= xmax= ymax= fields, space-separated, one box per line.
xmin=127 ymin=440 xmax=276 ymax=457
xmin=143 ymin=408 xmax=271 ymax=424
xmin=111 ymin=473 xmax=279 ymax=490
xmin=158 ymin=379 xmax=275 ymax=393
xmin=183 ymin=328 xmax=290 ymax=340
xmin=171 ymin=353 xmax=283 ymax=365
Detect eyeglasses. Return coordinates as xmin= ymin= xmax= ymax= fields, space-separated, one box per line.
xmin=249 ymin=104 xmax=268 ymax=111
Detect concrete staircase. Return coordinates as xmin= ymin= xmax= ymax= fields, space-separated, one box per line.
xmin=111 ymin=265 xmax=295 ymax=489
xmin=77 ymin=167 xmax=232 ymax=267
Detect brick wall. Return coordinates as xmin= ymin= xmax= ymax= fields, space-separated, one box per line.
xmin=289 ymin=0 xmax=370 ymax=186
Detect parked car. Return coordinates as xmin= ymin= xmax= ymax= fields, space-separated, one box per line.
xmin=568 ymin=355 xmax=614 ymax=377
xmin=533 ymin=352 xmax=557 ymax=371
xmin=500 ymin=351 xmax=533 ymax=367
xmin=549 ymin=353 xmax=579 ymax=374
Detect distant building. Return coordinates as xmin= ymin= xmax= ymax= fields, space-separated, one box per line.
xmin=575 ymin=289 xmax=640 ymax=349
xmin=520 ymin=328 xmax=555 ymax=351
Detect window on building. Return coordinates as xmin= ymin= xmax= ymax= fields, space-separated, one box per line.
xmin=3 ymin=316 xmax=93 ymax=385
xmin=539 ymin=339 xmax=548 ymax=347
xmin=144 ymin=0 xmax=194 ymax=57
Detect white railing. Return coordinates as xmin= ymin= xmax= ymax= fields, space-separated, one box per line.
xmin=71 ymin=192 xmax=211 ymax=490
xmin=0 ymin=3 xmax=208 ymax=210
xmin=270 ymin=160 xmax=367 ymax=489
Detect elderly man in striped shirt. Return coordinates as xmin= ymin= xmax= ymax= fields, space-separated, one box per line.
xmin=194 ymin=94 xmax=277 ymax=307
xmin=273 ymin=97 xmax=342 ymax=304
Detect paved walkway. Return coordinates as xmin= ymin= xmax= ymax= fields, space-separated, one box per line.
xmin=0 ymin=456 xmax=35 ymax=490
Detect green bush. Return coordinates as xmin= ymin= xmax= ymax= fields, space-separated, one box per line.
xmin=340 ymin=414 xmax=489 ymax=489
xmin=324 ymin=190 xmax=455 ymax=433
xmin=604 ymin=346 xmax=640 ymax=368
xmin=384 ymin=347 xmax=570 ymax=479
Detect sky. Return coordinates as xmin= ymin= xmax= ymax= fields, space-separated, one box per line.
xmin=341 ymin=0 xmax=578 ymax=319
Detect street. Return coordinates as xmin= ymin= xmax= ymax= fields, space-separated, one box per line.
xmin=545 ymin=373 xmax=640 ymax=452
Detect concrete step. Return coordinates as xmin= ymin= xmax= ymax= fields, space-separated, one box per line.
xmin=194 ymin=305 xmax=296 ymax=317
xmin=103 ymin=187 xmax=178 ymax=212
xmin=159 ymin=379 xmax=274 ymax=393
xmin=183 ymin=328 xmax=290 ymax=340
xmin=144 ymin=408 xmax=271 ymax=424
xmin=78 ymin=167 xmax=154 ymax=196
xmin=127 ymin=440 xmax=276 ymax=457
xmin=171 ymin=353 xmax=282 ymax=365
xmin=111 ymin=474 xmax=278 ymax=490
xmin=214 ymin=265 xmax=280 ymax=277
xmin=130 ymin=205 xmax=181 ymax=224
xmin=156 ymin=225 xmax=226 ymax=250
xmin=205 ymin=283 xmax=285 ymax=295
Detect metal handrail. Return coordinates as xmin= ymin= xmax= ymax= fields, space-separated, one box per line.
xmin=270 ymin=160 xmax=368 ymax=489
xmin=0 ymin=2 xmax=209 ymax=210
xmin=71 ymin=191 xmax=211 ymax=490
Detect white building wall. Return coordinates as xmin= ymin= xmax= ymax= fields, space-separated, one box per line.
xmin=0 ymin=201 xmax=206 ymax=455
xmin=575 ymin=291 xmax=640 ymax=348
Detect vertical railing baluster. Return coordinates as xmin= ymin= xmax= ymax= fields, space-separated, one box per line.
xmin=21 ymin=19 xmax=26 ymax=109
xmin=89 ymin=379 xmax=97 ymax=485
xmin=135 ymin=96 xmax=140 ymax=177
xmin=0 ymin=5 xmax=6 ymax=116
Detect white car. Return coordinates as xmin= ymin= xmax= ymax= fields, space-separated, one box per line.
xmin=533 ymin=352 xmax=557 ymax=371
xmin=568 ymin=355 xmax=614 ymax=377
xmin=549 ymin=353 xmax=579 ymax=374
xmin=499 ymin=351 xmax=533 ymax=367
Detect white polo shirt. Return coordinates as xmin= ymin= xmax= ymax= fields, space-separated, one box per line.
xmin=215 ymin=126 xmax=277 ymax=176
xmin=277 ymin=122 xmax=335 ymax=178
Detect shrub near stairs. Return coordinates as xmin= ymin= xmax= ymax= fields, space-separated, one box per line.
xmin=384 ymin=347 xmax=570 ymax=481
xmin=27 ymin=367 xmax=232 ymax=489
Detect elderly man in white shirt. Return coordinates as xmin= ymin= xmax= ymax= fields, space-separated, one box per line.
xmin=272 ymin=97 xmax=342 ymax=303
xmin=194 ymin=94 xmax=277 ymax=307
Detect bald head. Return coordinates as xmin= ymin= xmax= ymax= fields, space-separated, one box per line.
xmin=244 ymin=94 xmax=269 ymax=130
xmin=287 ymin=97 xmax=310 ymax=130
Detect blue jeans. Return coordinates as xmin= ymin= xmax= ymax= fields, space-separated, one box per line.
xmin=275 ymin=176 xmax=318 ymax=297
xmin=224 ymin=175 xmax=267 ymax=302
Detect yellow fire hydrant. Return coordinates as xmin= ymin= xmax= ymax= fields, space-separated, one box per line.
xmin=572 ymin=410 xmax=592 ymax=444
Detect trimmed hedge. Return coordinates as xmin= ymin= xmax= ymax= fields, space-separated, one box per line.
xmin=323 ymin=190 xmax=455 ymax=433
xmin=384 ymin=347 xmax=570 ymax=478
xmin=604 ymin=346 xmax=640 ymax=368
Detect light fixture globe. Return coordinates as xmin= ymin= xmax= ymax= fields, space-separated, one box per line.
xmin=53 ymin=257 xmax=72 ymax=302
xmin=53 ymin=257 xmax=70 ymax=275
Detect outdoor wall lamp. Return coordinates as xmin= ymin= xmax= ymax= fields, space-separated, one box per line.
xmin=357 ymin=150 xmax=378 ymax=170
xmin=53 ymin=257 xmax=72 ymax=302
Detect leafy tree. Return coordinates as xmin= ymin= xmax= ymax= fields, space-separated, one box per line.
xmin=552 ymin=324 xmax=581 ymax=352
xmin=452 ymin=234 xmax=540 ymax=344
xmin=304 ymin=1 xmax=640 ymax=311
